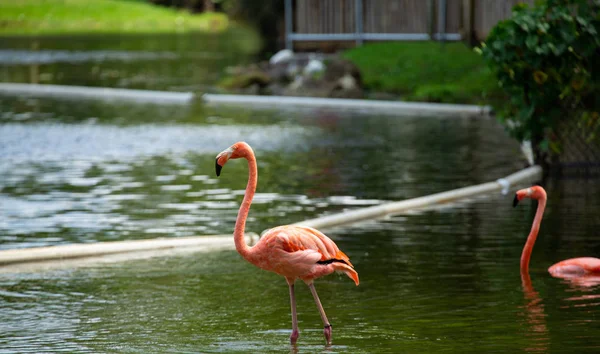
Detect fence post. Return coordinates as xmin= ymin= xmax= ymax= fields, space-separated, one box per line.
xmin=438 ymin=0 xmax=447 ymax=42
xmin=285 ymin=0 xmax=293 ymax=50
xmin=428 ymin=0 xmax=436 ymax=40
xmin=462 ymin=0 xmax=475 ymax=46
xmin=355 ymin=0 xmax=364 ymax=46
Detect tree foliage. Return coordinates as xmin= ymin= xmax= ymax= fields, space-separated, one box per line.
xmin=147 ymin=0 xmax=283 ymax=52
xmin=478 ymin=0 xmax=600 ymax=166
xmin=224 ymin=0 xmax=283 ymax=53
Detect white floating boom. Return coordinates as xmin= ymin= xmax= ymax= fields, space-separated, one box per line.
xmin=0 ymin=166 xmax=541 ymax=271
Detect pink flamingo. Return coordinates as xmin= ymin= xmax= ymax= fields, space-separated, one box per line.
xmin=215 ymin=141 xmax=359 ymax=345
xmin=514 ymin=185 xmax=600 ymax=277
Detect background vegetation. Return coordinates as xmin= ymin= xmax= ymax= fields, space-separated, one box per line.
xmin=343 ymin=42 xmax=502 ymax=104
xmin=0 ymin=0 xmax=228 ymax=35
xmin=480 ymin=0 xmax=600 ymax=166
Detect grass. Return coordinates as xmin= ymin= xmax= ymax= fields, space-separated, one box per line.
xmin=342 ymin=42 xmax=503 ymax=104
xmin=0 ymin=0 xmax=229 ymax=35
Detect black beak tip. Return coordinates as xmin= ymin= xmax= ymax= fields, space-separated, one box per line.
xmin=216 ymin=160 xmax=222 ymax=177
xmin=513 ymin=194 xmax=519 ymax=207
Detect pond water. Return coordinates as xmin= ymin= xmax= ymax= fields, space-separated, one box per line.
xmin=1 ymin=34 xmax=600 ymax=353
xmin=0 ymin=32 xmax=259 ymax=91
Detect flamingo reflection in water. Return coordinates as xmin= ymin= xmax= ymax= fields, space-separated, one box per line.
xmin=520 ymin=269 xmax=550 ymax=352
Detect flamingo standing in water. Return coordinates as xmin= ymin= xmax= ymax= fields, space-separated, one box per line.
xmin=215 ymin=142 xmax=359 ymax=345
xmin=513 ymin=185 xmax=600 ymax=277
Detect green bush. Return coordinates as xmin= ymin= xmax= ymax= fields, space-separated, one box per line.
xmin=478 ymin=0 xmax=600 ymax=166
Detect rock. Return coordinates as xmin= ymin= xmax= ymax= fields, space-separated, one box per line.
xmin=338 ymin=74 xmax=357 ymax=90
xmin=267 ymin=63 xmax=290 ymax=83
xmin=329 ymin=74 xmax=363 ymax=99
xmin=268 ymin=59 xmax=301 ymax=84
xmin=323 ymin=58 xmax=361 ymax=86
xmin=284 ymin=75 xmax=331 ymax=97
xmin=288 ymin=75 xmax=304 ymax=92
xmin=219 ymin=51 xmax=365 ymax=99
xmin=241 ymin=83 xmax=260 ymax=95
xmin=219 ymin=70 xmax=270 ymax=91
xmin=267 ymin=83 xmax=286 ymax=96
xmin=269 ymin=49 xmax=294 ymax=65
xmin=303 ymin=56 xmax=325 ymax=79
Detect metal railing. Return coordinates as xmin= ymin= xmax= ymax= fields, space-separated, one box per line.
xmin=284 ymin=0 xmax=462 ymax=49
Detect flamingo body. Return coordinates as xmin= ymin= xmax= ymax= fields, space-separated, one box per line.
xmin=215 ymin=141 xmax=358 ymax=345
xmin=548 ymin=257 xmax=600 ymax=277
xmin=514 ymin=186 xmax=600 ymax=280
xmin=252 ymin=225 xmax=359 ymax=285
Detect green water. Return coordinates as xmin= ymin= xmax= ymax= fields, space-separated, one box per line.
xmin=0 ymin=31 xmax=259 ymax=91
xmin=1 ymin=34 xmax=600 ymax=353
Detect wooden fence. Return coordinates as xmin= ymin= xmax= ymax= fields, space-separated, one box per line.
xmin=472 ymin=0 xmax=535 ymax=39
xmin=287 ymin=0 xmax=536 ymax=49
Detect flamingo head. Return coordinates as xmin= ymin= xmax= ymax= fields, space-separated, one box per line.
xmin=513 ymin=185 xmax=547 ymax=207
xmin=215 ymin=142 xmax=250 ymax=176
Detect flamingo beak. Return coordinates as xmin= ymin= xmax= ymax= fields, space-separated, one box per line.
xmin=513 ymin=194 xmax=519 ymax=207
xmin=215 ymin=160 xmax=222 ymax=177
xmin=215 ymin=147 xmax=234 ymax=177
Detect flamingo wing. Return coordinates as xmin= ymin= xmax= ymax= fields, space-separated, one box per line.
xmin=279 ymin=226 xmax=353 ymax=265
xmin=260 ymin=225 xmax=359 ymax=285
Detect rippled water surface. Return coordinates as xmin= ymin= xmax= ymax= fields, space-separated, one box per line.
xmin=2 ymin=36 xmax=600 ymax=353
xmin=0 ymin=95 xmax=522 ymax=249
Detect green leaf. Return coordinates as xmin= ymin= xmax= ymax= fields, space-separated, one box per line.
xmin=525 ymin=35 xmax=539 ymax=49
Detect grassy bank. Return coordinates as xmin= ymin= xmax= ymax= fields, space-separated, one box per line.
xmin=0 ymin=0 xmax=229 ymax=35
xmin=342 ymin=42 xmax=502 ymax=104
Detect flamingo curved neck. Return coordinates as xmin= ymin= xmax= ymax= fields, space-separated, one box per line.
xmin=520 ymin=198 xmax=546 ymax=274
xmin=521 ymin=267 xmax=533 ymax=293
xmin=234 ymin=150 xmax=257 ymax=259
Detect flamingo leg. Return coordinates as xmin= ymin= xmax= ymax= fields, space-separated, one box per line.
xmin=288 ymin=281 xmax=299 ymax=345
xmin=308 ymin=282 xmax=332 ymax=345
